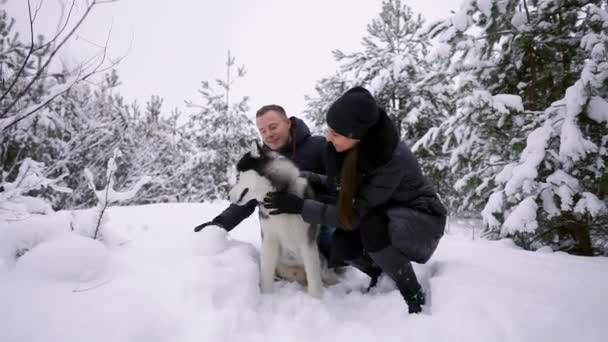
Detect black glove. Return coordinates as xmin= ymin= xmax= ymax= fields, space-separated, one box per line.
xmin=301 ymin=172 xmax=329 ymax=196
xmin=262 ymin=191 xmax=304 ymax=215
xmin=193 ymin=220 xmax=224 ymax=232
xmin=406 ymin=290 xmax=426 ymax=314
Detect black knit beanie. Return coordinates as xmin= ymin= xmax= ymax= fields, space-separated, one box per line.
xmin=326 ymin=86 xmax=379 ymax=139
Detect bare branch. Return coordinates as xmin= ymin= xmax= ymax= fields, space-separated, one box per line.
xmin=32 ymin=0 xmax=44 ymax=22
xmin=0 ymin=0 xmax=100 ymax=119
xmin=3 ymin=27 xmax=126 ymax=133
xmin=72 ymin=279 xmax=112 ymax=293
xmin=2 ymin=72 xmax=83 ymax=131
xmin=36 ymin=0 xmax=77 ymax=52
xmin=28 ymin=0 xmax=35 ymax=44
xmin=522 ymin=0 xmax=531 ymax=23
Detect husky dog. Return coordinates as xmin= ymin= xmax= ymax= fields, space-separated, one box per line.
xmin=229 ymin=144 xmax=336 ymax=298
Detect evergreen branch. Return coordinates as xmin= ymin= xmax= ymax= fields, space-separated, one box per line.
xmin=0 ymin=0 xmax=36 ymax=106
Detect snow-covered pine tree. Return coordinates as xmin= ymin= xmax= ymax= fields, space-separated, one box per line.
xmin=0 ymin=4 xmax=128 ymax=211
xmin=303 ymin=73 xmax=350 ymax=135
xmin=415 ymin=72 xmax=537 ymax=214
xmin=127 ymin=98 xmax=186 ymax=204
xmin=420 ymin=0 xmax=596 ymax=216
xmin=304 ymin=0 xmax=455 ymax=204
xmin=0 ymin=10 xmax=81 ymax=210
xmin=330 ymin=0 xmax=451 ymax=145
xmin=482 ymin=1 xmax=608 ymax=255
xmin=44 ymin=70 xmax=143 ymax=209
xmin=180 ymin=51 xmax=257 ymax=201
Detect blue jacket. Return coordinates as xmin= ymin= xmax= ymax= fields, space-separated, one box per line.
xmin=213 ymin=117 xmax=326 ymax=230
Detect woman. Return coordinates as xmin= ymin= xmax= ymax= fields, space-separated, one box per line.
xmin=263 ymin=86 xmax=447 ymax=314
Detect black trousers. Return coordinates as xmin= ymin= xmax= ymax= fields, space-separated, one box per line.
xmin=329 ymin=207 xmax=445 ymax=266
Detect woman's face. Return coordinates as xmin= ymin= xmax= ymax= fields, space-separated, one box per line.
xmin=326 ymin=127 xmax=360 ymax=152
xmin=256 ymin=111 xmax=292 ymax=151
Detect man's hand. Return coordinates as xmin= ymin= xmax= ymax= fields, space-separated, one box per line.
xmin=262 ymin=191 xmax=304 ymax=215
xmin=193 ymin=221 xmax=224 ymax=232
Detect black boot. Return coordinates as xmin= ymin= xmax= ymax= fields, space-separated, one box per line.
xmin=368 ymin=246 xmax=426 ymax=314
xmin=346 ymin=253 xmax=383 ymax=292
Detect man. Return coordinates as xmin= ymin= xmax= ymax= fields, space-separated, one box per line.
xmin=193 ymin=105 xmax=328 ymax=255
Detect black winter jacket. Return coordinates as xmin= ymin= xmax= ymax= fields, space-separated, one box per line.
xmin=213 ymin=117 xmax=326 ymax=230
xmin=301 ymin=109 xmax=447 ymax=246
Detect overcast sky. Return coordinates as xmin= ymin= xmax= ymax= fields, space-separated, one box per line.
xmin=5 ymin=0 xmax=461 ymax=119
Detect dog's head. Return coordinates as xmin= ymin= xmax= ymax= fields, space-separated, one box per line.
xmin=229 ymin=142 xmax=302 ymax=205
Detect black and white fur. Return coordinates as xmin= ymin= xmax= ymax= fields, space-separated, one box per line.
xmin=229 ymin=144 xmax=336 ymax=298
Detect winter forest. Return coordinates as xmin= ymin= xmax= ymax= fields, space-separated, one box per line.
xmin=1 ymin=0 xmax=608 ymax=341
xmin=3 ymin=0 xmax=607 ymax=254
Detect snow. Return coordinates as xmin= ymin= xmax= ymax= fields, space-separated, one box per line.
xmin=476 ymin=0 xmax=492 ymax=16
xmin=481 ymin=191 xmax=504 ymax=229
xmin=0 ymin=195 xmax=53 ymax=217
xmin=588 ymin=96 xmax=608 ymax=123
xmin=540 ymin=187 xmax=560 ymax=218
xmin=574 ymin=192 xmax=608 ymax=217
xmin=546 ymin=170 xmax=579 ymax=211
xmin=15 ymin=234 xmax=108 ymax=282
xmin=1 ymin=202 xmax=608 ymax=342
xmin=559 ymin=117 xmax=598 ymax=163
xmin=451 ymin=11 xmax=472 ymax=32
xmin=501 ymin=196 xmax=539 ymax=235
xmin=492 ymin=94 xmax=524 ymax=113
xmin=511 ymin=11 xmax=528 ymax=30
xmin=428 ymin=42 xmax=451 ymax=61
xmin=502 ymin=124 xmax=551 ymax=196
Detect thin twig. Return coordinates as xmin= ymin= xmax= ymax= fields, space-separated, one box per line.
xmin=35 ymin=0 xmax=77 ymax=52
xmin=0 ymin=0 xmax=99 ymax=119
xmin=93 ymin=168 xmax=113 ymax=240
xmin=32 ymin=0 xmax=44 ymax=22
xmin=72 ymin=278 xmax=112 ymax=293
xmin=522 ymin=0 xmax=530 ymax=23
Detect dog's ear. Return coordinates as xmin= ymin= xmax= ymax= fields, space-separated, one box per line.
xmin=249 ymin=141 xmax=261 ymax=158
xmin=255 ymin=140 xmax=265 ymax=157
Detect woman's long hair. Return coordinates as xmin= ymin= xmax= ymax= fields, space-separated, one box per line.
xmin=334 ymin=108 xmax=400 ymax=231
xmin=336 ymin=146 xmax=359 ymax=230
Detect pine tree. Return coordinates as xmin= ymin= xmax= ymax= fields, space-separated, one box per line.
xmin=0 ymin=10 xmax=79 ymax=209
xmin=180 ymin=51 xmax=257 ymax=201
xmin=427 ymin=0 xmax=608 ymax=253
xmin=482 ymin=1 xmax=608 ymax=255
xmin=303 ymin=73 xmax=350 ymax=135
xmin=331 ymin=0 xmax=451 ymax=144
xmin=44 ymin=71 xmax=136 ymax=208
xmin=127 ymin=98 xmax=185 ymax=204
xmin=0 ymin=4 xmax=128 ymax=211
xmin=304 ymin=0 xmax=456 ymax=205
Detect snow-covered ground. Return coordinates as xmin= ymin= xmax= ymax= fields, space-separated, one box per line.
xmin=1 ymin=202 xmax=607 ymax=342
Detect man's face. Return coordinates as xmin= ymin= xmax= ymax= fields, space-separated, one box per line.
xmin=256 ymin=110 xmax=292 ymax=151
